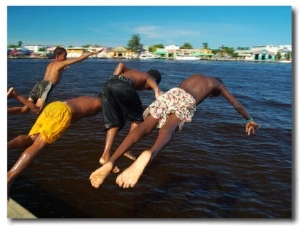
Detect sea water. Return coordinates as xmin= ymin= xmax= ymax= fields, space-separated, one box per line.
xmin=7 ymin=59 xmax=292 ymax=218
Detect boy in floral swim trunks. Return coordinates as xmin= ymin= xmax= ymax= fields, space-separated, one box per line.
xmin=89 ymin=73 xmax=260 ymax=189
xmin=7 ymin=47 xmax=103 ymax=115
xmin=7 ymin=87 xmax=102 ymax=200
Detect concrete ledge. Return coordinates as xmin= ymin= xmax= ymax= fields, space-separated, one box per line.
xmin=7 ymin=198 xmax=36 ymax=219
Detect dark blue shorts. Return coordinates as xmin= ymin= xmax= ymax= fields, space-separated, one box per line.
xmin=102 ymin=77 xmax=144 ymax=130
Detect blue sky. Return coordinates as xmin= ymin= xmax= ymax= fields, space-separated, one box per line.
xmin=1 ymin=2 xmax=299 ymax=225
xmin=7 ymin=5 xmax=292 ymax=50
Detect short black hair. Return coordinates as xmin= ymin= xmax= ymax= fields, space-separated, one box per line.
xmin=147 ymin=69 xmax=161 ymax=85
xmin=212 ymin=77 xmax=224 ymax=97
xmin=53 ymin=46 xmax=67 ymax=57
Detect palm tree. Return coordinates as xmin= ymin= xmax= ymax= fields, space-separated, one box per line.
xmin=180 ymin=42 xmax=193 ymax=49
xmin=127 ymin=34 xmax=142 ymax=52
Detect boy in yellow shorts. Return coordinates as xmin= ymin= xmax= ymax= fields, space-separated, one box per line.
xmin=7 ymin=87 xmax=102 ymax=200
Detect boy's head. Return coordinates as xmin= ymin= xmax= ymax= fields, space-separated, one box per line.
xmin=211 ymin=77 xmax=223 ymax=97
xmin=53 ymin=47 xmax=67 ymax=59
xmin=147 ymin=69 xmax=161 ymax=85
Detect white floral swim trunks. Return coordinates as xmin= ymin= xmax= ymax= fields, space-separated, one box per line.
xmin=143 ymin=87 xmax=196 ymax=131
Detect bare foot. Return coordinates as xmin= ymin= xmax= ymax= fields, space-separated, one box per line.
xmin=112 ymin=166 xmax=120 ymax=173
xmin=7 ymin=87 xmax=15 ymax=98
xmin=116 ymin=150 xmax=151 ymax=188
xmin=123 ymin=151 xmax=136 ymax=161
xmin=99 ymin=157 xmax=107 ymax=165
xmin=99 ymin=152 xmax=110 ymax=165
xmin=89 ymin=162 xmax=113 ymax=188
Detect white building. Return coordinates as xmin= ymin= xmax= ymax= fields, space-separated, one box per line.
xmin=165 ymin=45 xmax=180 ymax=50
xmin=24 ymin=45 xmax=50 ymax=53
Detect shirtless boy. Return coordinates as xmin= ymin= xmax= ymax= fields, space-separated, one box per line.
xmin=90 ymin=73 xmax=260 ymax=189
xmin=7 ymin=88 xmax=102 ymax=199
xmin=7 ymin=46 xmax=103 ymax=115
xmin=99 ymin=62 xmax=162 ymax=165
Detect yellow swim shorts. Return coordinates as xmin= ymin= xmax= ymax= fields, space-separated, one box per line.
xmin=29 ymin=101 xmax=72 ymax=144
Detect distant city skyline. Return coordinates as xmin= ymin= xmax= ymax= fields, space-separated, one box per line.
xmin=7 ymin=6 xmax=292 ymax=50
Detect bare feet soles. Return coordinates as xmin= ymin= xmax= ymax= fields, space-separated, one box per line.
xmin=90 ymin=162 xmax=113 ymax=188
xmin=7 ymin=87 xmax=15 ymax=98
xmin=116 ymin=150 xmax=151 ymax=188
xmin=123 ymin=151 xmax=136 ymax=160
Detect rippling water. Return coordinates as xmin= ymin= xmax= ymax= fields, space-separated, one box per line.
xmin=7 ymin=59 xmax=292 ymax=218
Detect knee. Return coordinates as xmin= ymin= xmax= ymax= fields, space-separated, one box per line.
xmin=21 ymin=107 xmax=30 ymax=114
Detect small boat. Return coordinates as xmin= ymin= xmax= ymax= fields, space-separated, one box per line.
xmin=174 ymin=56 xmax=200 ymax=61
xmin=139 ymin=52 xmax=161 ymax=59
xmin=278 ymin=60 xmax=292 ymax=63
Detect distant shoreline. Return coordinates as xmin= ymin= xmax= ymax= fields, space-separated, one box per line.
xmin=7 ymin=56 xmax=291 ymax=63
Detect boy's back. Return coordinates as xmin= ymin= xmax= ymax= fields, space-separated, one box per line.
xmin=43 ymin=60 xmax=68 ymax=86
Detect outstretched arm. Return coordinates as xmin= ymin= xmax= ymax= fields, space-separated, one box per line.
xmin=63 ymin=48 xmax=104 ymax=66
xmin=220 ymin=86 xmax=260 ymax=135
xmin=146 ymin=77 xmax=163 ymax=99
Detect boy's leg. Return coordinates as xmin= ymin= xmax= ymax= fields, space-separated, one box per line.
xmin=7 ymin=134 xmax=49 ymax=199
xmin=7 ymin=106 xmax=30 ymax=114
xmin=99 ymin=127 xmax=118 ymax=165
xmin=7 ymin=88 xmax=36 ymax=114
xmin=123 ymin=121 xmax=142 ymax=161
xmin=116 ymin=114 xmax=181 ymax=188
xmin=8 ymin=135 xmax=35 ymax=150
xmin=90 ymin=115 xmax=158 ymax=188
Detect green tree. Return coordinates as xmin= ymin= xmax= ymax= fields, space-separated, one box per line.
xmin=237 ymin=47 xmax=250 ymax=50
xmin=180 ymin=42 xmax=193 ymax=49
xmin=149 ymin=44 xmax=164 ymax=52
xmin=82 ymin=44 xmax=91 ymax=48
xmin=211 ymin=49 xmax=219 ymax=54
xmin=285 ymin=52 xmax=291 ymax=60
xmin=127 ymin=34 xmax=142 ymax=52
xmin=222 ymin=46 xmax=235 ymax=55
xmin=276 ymin=52 xmax=282 ymax=61
xmin=202 ymin=42 xmax=208 ymax=49
xmin=8 ymin=44 xmax=18 ymax=48
xmin=17 ymin=41 xmax=22 ymax=47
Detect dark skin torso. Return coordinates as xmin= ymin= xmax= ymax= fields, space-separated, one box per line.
xmin=179 ymin=74 xmax=251 ymax=119
xmin=64 ymin=96 xmax=102 ymax=123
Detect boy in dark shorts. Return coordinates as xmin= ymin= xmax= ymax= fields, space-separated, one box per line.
xmin=7 ymin=46 xmax=103 ymax=115
xmin=99 ymin=62 xmax=162 ymax=166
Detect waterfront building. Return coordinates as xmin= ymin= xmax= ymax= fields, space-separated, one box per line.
xmin=109 ymin=46 xmax=134 ymax=59
xmin=234 ymin=49 xmax=253 ymax=61
xmin=66 ymin=47 xmax=85 ymax=58
xmin=234 ymin=45 xmax=292 ymax=62
xmin=24 ymin=45 xmax=49 ymax=53
xmin=155 ymin=45 xmax=214 ymax=59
